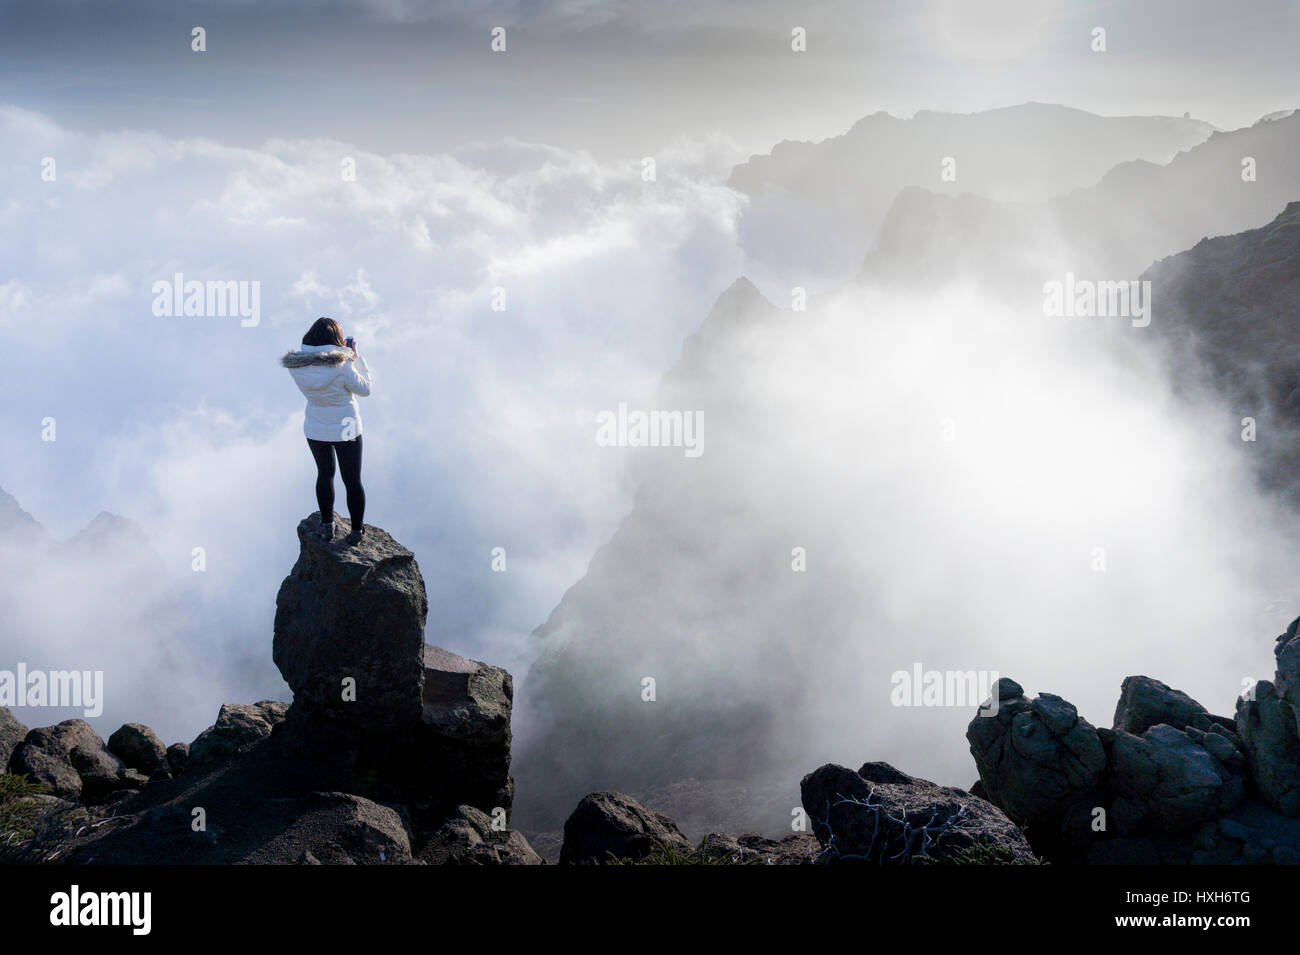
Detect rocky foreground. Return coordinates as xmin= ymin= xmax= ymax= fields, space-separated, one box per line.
xmin=967 ymin=621 xmax=1300 ymax=864
xmin=1 ymin=515 xmax=1298 ymax=864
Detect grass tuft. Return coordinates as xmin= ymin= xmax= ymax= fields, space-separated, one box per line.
xmin=0 ymin=773 xmax=54 ymax=863
xmin=604 ymin=840 xmax=756 ymax=865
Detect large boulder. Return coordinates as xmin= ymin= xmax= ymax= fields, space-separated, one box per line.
xmin=1273 ymin=616 xmax=1300 ymax=737
xmin=244 ymin=792 xmax=413 ymax=865
xmin=971 ymin=659 xmax=1297 ymax=864
xmin=107 ymin=723 xmax=170 ymax=777
xmin=48 ymin=775 xmax=417 ymax=865
xmin=416 ymin=646 xmax=515 ymax=814
xmin=1236 ymin=680 xmax=1300 ymax=816
xmin=165 ymin=742 xmax=190 ymax=775
xmin=1113 ymin=675 xmax=1232 ymax=735
xmin=0 ymin=706 xmax=28 ymax=770
xmin=559 ymin=791 xmax=693 ymax=864
xmin=273 ymin=515 xmax=513 ymax=818
xmin=8 ymin=720 xmax=135 ymax=802
xmin=1106 ymin=723 xmax=1246 ymax=835
xmin=420 ymin=646 xmax=512 ymax=753
xmin=189 ymin=701 xmax=288 ymax=766
xmin=273 ymin=513 xmax=427 ymax=731
xmin=13 ymin=517 xmax=526 ymax=865
xmin=801 ymin=762 xmax=1037 ymax=864
xmin=417 ymin=805 xmax=543 ymax=865
xmin=966 ymin=679 xmax=1106 ymax=845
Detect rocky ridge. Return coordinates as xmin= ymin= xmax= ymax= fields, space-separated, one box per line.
xmin=967 ymin=616 xmax=1300 ymax=864
xmin=5 ymin=513 xmax=1296 ymax=864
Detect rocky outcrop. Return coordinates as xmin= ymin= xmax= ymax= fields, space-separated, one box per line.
xmin=1113 ymin=675 xmax=1232 ymax=736
xmin=9 ymin=720 xmax=144 ymax=803
xmin=242 ymin=792 xmax=413 ymax=865
xmin=1106 ymin=723 xmax=1246 ymax=835
xmin=165 ymin=742 xmax=189 ymax=775
xmin=0 ymin=706 xmax=27 ymax=770
xmin=273 ymin=513 xmax=513 ymax=817
xmin=107 ymin=723 xmax=171 ymax=778
xmin=189 ymin=701 xmax=288 ymax=767
xmin=273 ymin=514 xmax=427 ymax=731
xmin=965 ymin=679 xmax=1106 ymax=852
xmin=801 ymin=761 xmax=1038 ymax=864
xmin=1237 ymin=680 xmax=1300 ymax=815
xmin=417 ymin=805 xmax=543 ymax=865
xmin=969 ymin=616 xmax=1300 ymax=864
xmin=8 ymin=515 xmax=534 ymax=866
xmin=559 ymin=791 xmax=693 ymax=864
xmin=1277 ymin=617 xmax=1300 ymax=714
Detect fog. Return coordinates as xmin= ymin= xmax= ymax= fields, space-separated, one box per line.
xmin=0 ymin=2 xmax=1297 ymax=836
xmin=0 ymin=106 xmax=748 ymax=745
xmin=512 ymin=261 xmax=1300 ymax=833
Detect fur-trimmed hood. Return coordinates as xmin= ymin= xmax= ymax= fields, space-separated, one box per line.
xmin=280 ymin=348 xmax=355 ymax=368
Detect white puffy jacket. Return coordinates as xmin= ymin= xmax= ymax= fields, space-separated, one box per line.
xmin=280 ymin=343 xmax=373 ymax=441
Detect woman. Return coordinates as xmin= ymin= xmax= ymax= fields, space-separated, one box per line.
xmin=281 ymin=317 xmax=373 ymax=544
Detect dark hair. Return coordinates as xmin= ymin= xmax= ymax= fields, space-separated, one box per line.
xmin=302 ymin=317 xmax=345 ymax=347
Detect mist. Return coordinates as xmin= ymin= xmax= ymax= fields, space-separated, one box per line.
xmin=1 ymin=1 xmax=1297 ymax=842
xmin=513 ymin=268 xmax=1300 ymax=834
xmin=0 ymin=106 xmax=749 ymax=746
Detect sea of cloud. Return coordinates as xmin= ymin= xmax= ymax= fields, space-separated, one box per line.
xmin=0 ymin=103 xmax=750 ymax=743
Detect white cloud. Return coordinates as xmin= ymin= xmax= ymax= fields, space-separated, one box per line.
xmin=0 ymin=106 xmax=750 ymax=743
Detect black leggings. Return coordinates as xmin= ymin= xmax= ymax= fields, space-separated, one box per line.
xmin=307 ymin=436 xmax=364 ymax=529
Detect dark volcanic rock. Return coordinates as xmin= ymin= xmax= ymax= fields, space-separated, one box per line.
xmin=1187 ymin=797 xmax=1300 ymax=864
xmin=70 ymin=741 xmax=134 ymax=803
xmin=272 ymin=515 xmax=513 ymax=819
xmin=107 ymin=722 xmax=170 ymax=777
xmin=9 ymin=720 xmax=133 ymax=802
xmin=243 ymin=792 xmax=413 ymax=865
xmin=274 ymin=513 xmax=427 ymax=730
xmin=189 ymin=701 xmax=288 ymax=766
xmin=416 ymin=646 xmax=515 ymax=814
xmin=801 ymin=762 xmax=1037 ymax=864
xmin=1113 ymin=675 xmax=1217 ymax=735
xmin=1236 ymin=679 xmax=1300 ymax=816
xmin=421 ymin=646 xmax=512 ymax=753
xmin=417 ymin=805 xmax=543 ymax=865
xmin=859 ymin=761 xmax=915 ymax=784
xmin=966 ymin=681 xmax=1106 ymax=846
xmin=0 ymin=706 xmax=28 ymax=770
xmin=1108 ymin=723 xmax=1246 ymax=835
xmin=46 ymin=745 xmax=419 ymax=865
xmin=972 ymin=614 xmax=1300 ymax=864
xmin=18 ymin=517 xmax=523 ymax=865
xmin=559 ymin=791 xmax=693 ymax=864
xmin=165 ymin=742 xmax=190 ymax=775
xmin=1275 ymin=616 xmax=1300 ymax=734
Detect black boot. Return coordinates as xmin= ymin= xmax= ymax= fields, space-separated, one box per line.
xmin=346 ymin=524 xmax=365 ymax=545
